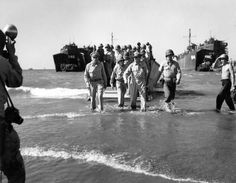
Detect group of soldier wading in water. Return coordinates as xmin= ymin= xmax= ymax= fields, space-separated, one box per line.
xmin=84 ymin=42 xmax=236 ymax=113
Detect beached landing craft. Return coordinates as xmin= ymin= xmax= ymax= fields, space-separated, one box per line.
xmin=53 ymin=43 xmax=91 ymax=72
xmin=177 ymin=29 xmax=228 ymax=71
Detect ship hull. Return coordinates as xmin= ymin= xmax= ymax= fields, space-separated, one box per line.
xmin=53 ymin=53 xmax=83 ymax=72
xmin=178 ymin=50 xmax=197 ymax=70
xmin=53 ymin=43 xmax=92 ymax=72
xmin=177 ymin=37 xmax=227 ymax=71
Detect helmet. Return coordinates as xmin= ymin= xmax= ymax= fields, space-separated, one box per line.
xmin=91 ymin=51 xmax=100 ymax=58
xmin=124 ymin=51 xmax=129 ymax=59
xmin=105 ymin=44 xmax=110 ymax=49
xmin=134 ymin=51 xmax=141 ymax=58
xmin=148 ymin=44 xmax=152 ymax=49
xmin=165 ymin=49 xmax=174 ymax=57
xmin=219 ymin=54 xmax=228 ymax=61
xmin=115 ymin=45 xmax=121 ymax=50
xmin=121 ymin=45 xmax=126 ymax=50
xmin=141 ymin=50 xmax=146 ymax=55
xmin=141 ymin=44 xmax=146 ymax=49
xmin=3 ymin=24 xmax=18 ymax=40
xmin=116 ymin=54 xmax=124 ymax=63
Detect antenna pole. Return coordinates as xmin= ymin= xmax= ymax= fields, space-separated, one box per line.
xmin=189 ymin=28 xmax=191 ymax=47
xmin=111 ymin=32 xmax=114 ymax=46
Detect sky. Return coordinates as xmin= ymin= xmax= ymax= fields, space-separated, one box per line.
xmin=1 ymin=0 xmax=236 ymax=69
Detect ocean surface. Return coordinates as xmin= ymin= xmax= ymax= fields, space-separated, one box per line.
xmin=2 ymin=70 xmax=236 ymax=183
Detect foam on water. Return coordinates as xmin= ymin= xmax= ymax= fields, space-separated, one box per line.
xmin=9 ymin=86 xmax=88 ymax=99
xmin=21 ymin=147 xmax=213 ymax=183
xmin=23 ymin=112 xmax=87 ymax=119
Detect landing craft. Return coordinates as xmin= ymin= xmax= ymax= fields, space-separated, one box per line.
xmin=177 ymin=29 xmax=228 ymax=71
xmin=53 ymin=43 xmax=92 ymax=72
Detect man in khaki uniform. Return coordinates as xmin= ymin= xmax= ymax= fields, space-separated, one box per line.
xmin=84 ymin=52 xmax=107 ymax=111
xmin=124 ymin=52 xmax=148 ymax=112
xmin=157 ymin=49 xmax=181 ymax=112
xmin=110 ymin=55 xmax=127 ymax=108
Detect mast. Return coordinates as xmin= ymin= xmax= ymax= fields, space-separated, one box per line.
xmin=111 ymin=32 xmax=114 ymax=46
xmin=188 ymin=28 xmax=191 ymax=47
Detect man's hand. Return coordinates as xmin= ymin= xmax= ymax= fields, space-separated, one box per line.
xmin=86 ymin=83 xmax=90 ymax=89
xmin=5 ymin=36 xmax=16 ymax=56
xmin=231 ymin=85 xmax=236 ymax=92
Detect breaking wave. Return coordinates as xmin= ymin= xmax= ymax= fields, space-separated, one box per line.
xmin=23 ymin=112 xmax=87 ymax=119
xmin=21 ymin=146 xmax=212 ymax=183
xmin=8 ymin=86 xmax=88 ymax=99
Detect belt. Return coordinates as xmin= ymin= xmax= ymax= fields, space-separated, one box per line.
xmin=164 ymin=77 xmax=176 ymax=82
xmin=116 ymin=78 xmax=124 ymax=82
xmin=90 ymin=79 xmax=102 ymax=82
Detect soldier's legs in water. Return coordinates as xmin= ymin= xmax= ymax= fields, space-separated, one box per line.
xmin=139 ymin=86 xmax=146 ymax=111
xmin=116 ymin=81 xmax=122 ymax=106
xmin=90 ymin=82 xmax=97 ymax=110
xmin=170 ymin=82 xmax=176 ymax=101
xmin=97 ymin=83 xmax=104 ymax=111
xmin=216 ymin=80 xmax=229 ymax=110
xmin=120 ymin=82 xmax=127 ymax=107
xmin=223 ymin=80 xmax=235 ymax=110
xmin=163 ymin=81 xmax=171 ymax=103
xmin=130 ymin=82 xmax=138 ymax=109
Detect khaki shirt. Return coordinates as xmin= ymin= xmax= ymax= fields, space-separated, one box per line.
xmin=124 ymin=61 xmax=148 ymax=84
xmin=159 ymin=60 xmax=181 ymax=81
xmin=110 ymin=64 xmax=126 ymax=84
xmin=0 ymin=55 xmax=23 ymax=117
xmin=84 ymin=61 xmax=107 ymax=86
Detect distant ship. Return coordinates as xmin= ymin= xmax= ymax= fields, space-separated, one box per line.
xmin=177 ymin=29 xmax=228 ymax=71
xmin=53 ymin=43 xmax=92 ymax=72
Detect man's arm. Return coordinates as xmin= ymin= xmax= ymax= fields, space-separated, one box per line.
xmin=176 ymin=63 xmax=182 ymax=84
xmin=84 ymin=64 xmax=90 ymax=88
xmin=212 ymin=57 xmax=222 ymax=69
xmin=5 ymin=38 xmax=23 ymax=87
xmin=229 ymin=64 xmax=235 ymax=89
xmin=123 ymin=64 xmax=133 ymax=84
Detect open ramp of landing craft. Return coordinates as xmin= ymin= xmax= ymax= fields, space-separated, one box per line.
xmin=103 ymin=86 xmax=163 ymax=100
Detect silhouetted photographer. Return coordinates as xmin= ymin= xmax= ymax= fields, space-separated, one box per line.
xmin=0 ymin=25 xmax=25 ymax=183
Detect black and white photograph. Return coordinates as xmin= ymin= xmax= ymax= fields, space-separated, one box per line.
xmin=1 ymin=0 xmax=236 ymax=182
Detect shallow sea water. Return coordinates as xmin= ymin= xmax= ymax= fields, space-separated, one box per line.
xmin=2 ymin=70 xmax=236 ymax=183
